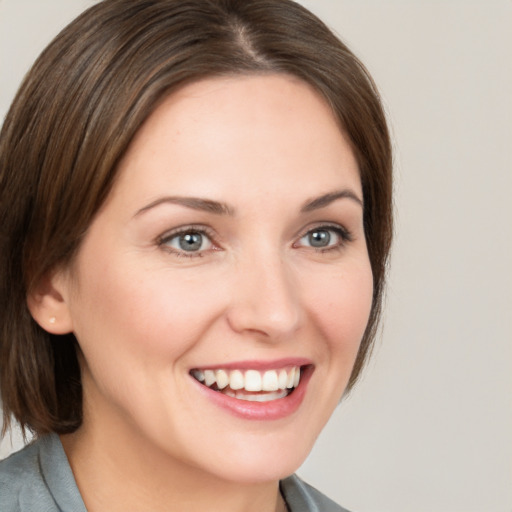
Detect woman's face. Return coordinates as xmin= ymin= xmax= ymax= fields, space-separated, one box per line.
xmin=58 ymin=75 xmax=373 ymax=483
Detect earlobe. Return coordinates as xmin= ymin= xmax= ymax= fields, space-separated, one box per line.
xmin=26 ymin=271 xmax=74 ymax=335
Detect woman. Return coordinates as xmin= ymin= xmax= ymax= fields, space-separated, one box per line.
xmin=0 ymin=1 xmax=392 ymax=511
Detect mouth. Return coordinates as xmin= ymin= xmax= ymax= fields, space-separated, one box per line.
xmin=190 ymin=366 xmax=303 ymax=403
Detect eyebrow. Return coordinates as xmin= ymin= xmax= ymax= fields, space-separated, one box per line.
xmin=135 ymin=188 xmax=363 ymax=218
xmin=135 ymin=196 xmax=235 ymax=217
xmin=300 ymin=189 xmax=363 ymax=212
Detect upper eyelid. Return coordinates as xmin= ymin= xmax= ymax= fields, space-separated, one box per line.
xmin=296 ymin=222 xmax=352 ymax=240
xmin=157 ymin=226 xmax=219 ymax=258
xmin=157 ymin=224 xmax=217 ymax=243
xmin=156 ymin=221 xmax=353 ymax=251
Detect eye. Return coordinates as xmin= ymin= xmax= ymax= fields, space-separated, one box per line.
xmin=304 ymin=229 xmax=334 ymax=248
xmin=296 ymin=225 xmax=351 ymax=251
xmin=160 ymin=228 xmax=214 ymax=256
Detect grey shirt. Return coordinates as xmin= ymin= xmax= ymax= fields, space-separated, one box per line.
xmin=0 ymin=434 xmax=350 ymax=511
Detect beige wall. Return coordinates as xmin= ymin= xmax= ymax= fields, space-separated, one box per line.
xmin=1 ymin=1 xmax=511 ymax=511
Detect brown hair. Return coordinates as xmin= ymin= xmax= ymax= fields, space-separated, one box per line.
xmin=0 ymin=0 xmax=392 ymax=436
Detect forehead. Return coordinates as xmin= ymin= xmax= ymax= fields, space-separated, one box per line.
xmin=112 ymin=74 xmax=361 ymax=209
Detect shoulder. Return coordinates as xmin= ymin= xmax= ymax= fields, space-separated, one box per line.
xmin=281 ymin=474 xmax=353 ymax=512
xmin=0 ymin=438 xmax=44 ymax=511
xmin=0 ymin=435 xmax=66 ymax=512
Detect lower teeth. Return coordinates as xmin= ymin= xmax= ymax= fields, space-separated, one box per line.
xmin=222 ymin=389 xmax=289 ymax=402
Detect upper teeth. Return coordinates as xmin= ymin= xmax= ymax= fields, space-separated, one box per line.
xmin=192 ymin=367 xmax=301 ymax=392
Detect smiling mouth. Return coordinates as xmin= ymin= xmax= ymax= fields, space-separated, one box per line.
xmin=190 ymin=366 xmax=303 ymax=402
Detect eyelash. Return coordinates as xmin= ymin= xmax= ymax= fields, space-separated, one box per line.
xmin=295 ymin=224 xmax=353 ymax=253
xmin=157 ymin=223 xmax=353 ymax=259
xmin=158 ymin=225 xmax=217 ymax=258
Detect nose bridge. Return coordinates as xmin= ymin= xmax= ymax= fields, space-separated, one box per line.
xmin=227 ymin=243 xmax=301 ymax=339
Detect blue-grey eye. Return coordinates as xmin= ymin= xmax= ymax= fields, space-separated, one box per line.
xmin=299 ymin=227 xmax=344 ymax=249
xmin=179 ymin=232 xmax=203 ymax=251
xmin=308 ymin=229 xmax=331 ymax=247
xmin=166 ymin=231 xmax=212 ymax=252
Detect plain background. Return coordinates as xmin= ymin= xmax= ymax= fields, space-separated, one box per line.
xmin=0 ymin=1 xmax=511 ymax=511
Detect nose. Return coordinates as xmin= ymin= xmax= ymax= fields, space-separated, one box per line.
xmin=226 ymin=251 xmax=302 ymax=341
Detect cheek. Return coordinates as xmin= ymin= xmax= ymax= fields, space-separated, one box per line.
xmin=304 ymin=260 xmax=374 ymax=357
xmin=69 ymin=257 xmax=223 ymax=367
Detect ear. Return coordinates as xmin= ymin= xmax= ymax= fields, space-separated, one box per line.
xmin=26 ymin=269 xmax=74 ymax=335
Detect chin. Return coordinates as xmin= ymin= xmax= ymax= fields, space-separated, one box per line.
xmin=202 ymin=450 xmax=310 ymax=485
xmin=188 ymin=427 xmax=319 ymax=485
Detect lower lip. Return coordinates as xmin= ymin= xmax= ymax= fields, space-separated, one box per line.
xmin=193 ymin=366 xmax=313 ymax=421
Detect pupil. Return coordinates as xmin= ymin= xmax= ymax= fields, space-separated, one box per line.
xmin=179 ymin=232 xmax=202 ymax=251
xmin=309 ymin=230 xmax=330 ymax=247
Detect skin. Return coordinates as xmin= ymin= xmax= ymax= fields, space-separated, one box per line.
xmin=31 ymin=74 xmax=373 ymax=512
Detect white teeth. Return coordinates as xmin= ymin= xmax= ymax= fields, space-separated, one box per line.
xmin=278 ymin=369 xmax=288 ymax=390
xmin=286 ymin=367 xmax=295 ymax=389
xmin=192 ymin=369 xmax=205 ymax=382
xmin=294 ymin=368 xmax=300 ymax=387
xmin=262 ymin=370 xmax=279 ymax=391
xmin=234 ymin=389 xmax=288 ymax=402
xmin=245 ymin=370 xmax=262 ymax=391
xmin=229 ymin=370 xmax=244 ymax=390
xmin=204 ymin=370 xmax=216 ymax=387
xmin=192 ymin=366 xmax=303 ymax=396
xmin=215 ymin=369 xmax=229 ymax=390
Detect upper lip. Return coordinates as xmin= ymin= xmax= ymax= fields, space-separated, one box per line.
xmin=190 ymin=357 xmax=312 ymax=371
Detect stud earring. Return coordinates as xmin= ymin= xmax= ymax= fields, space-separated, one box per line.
xmin=49 ymin=317 xmax=56 ymax=324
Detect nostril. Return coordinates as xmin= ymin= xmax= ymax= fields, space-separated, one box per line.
xmin=226 ymin=292 xmax=301 ymax=339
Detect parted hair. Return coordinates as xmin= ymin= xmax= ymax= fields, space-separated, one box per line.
xmin=0 ymin=0 xmax=392 ymax=436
